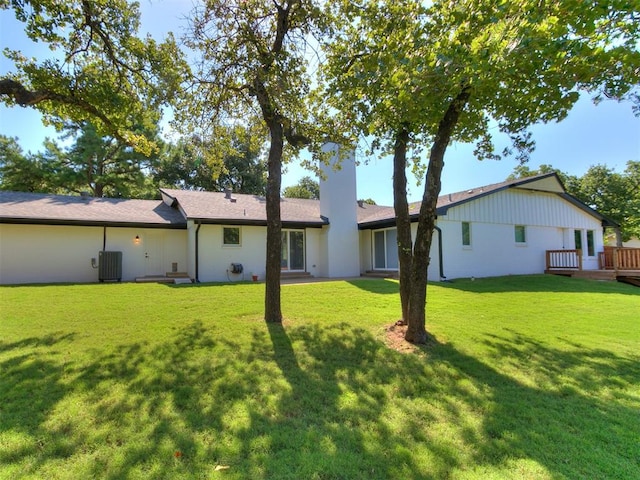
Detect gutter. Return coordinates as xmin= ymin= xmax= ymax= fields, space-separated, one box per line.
xmin=195 ymin=221 xmax=202 ymax=283
xmin=434 ymin=225 xmax=446 ymax=281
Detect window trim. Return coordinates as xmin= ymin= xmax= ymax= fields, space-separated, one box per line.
xmin=514 ymin=225 xmax=527 ymax=245
xmin=222 ymin=226 xmax=241 ymax=247
xmin=372 ymin=227 xmax=399 ymax=270
xmin=574 ymin=229 xmax=583 ymax=252
xmin=586 ymin=230 xmax=595 ymax=257
xmin=281 ymin=228 xmax=306 ymax=271
xmin=461 ymin=221 xmax=471 ymax=248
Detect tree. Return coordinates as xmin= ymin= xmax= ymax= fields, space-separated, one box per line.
xmin=322 ymin=0 xmax=640 ymax=343
xmin=1 ymin=1 xmax=185 ymax=155
xmin=0 ymin=135 xmax=54 ymax=192
xmin=57 ymin=122 xmax=160 ymax=197
xmin=155 ymin=125 xmax=268 ymax=195
xmin=180 ymin=0 xmax=324 ymax=322
xmin=572 ymin=162 xmax=640 ymax=242
xmin=283 ymin=176 xmax=320 ymax=199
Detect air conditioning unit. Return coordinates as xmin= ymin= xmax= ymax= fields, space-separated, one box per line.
xmin=99 ymin=251 xmax=122 ymax=282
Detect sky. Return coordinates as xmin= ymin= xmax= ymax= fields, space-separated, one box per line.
xmin=1 ymin=0 xmax=639 ymax=206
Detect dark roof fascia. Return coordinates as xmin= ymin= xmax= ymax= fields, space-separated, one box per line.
xmin=558 ymin=193 xmax=620 ymax=228
xmin=0 ymin=217 xmax=187 ymax=229
xmin=358 ymin=218 xmax=397 ymax=230
xmin=358 ymin=213 xmax=424 ymax=230
xmin=436 ymin=172 xmax=561 ymax=215
xmin=189 ymin=217 xmax=328 ymax=229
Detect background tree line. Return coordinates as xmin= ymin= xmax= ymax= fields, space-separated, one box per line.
xmin=0 ymin=122 xmax=269 ymax=198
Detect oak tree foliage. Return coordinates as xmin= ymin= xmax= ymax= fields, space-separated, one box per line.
xmin=0 ymin=0 xmax=186 ymax=154
xmin=321 ymin=0 xmax=640 ymax=342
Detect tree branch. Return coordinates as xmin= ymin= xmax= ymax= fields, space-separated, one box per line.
xmin=0 ymin=78 xmax=127 ymax=144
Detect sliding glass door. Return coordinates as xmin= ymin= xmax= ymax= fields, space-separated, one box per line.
xmin=281 ymin=230 xmax=305 ymax=271
xmin=373 ymin=228 xmax=398 ymax=270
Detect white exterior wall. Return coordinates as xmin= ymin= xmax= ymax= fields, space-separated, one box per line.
xmin=305 ymin=228 xmax=322 ymax=278
xmin=319 ymin=143 xmax=360 ymax=277
xmin=0 ymin=224 xmax=103 ymax=284
xmin=196 ymin=224 xmax=267 ymax=282
xmin=359 ymin=230 xmax=373 ymax=273
xmin=194 ymin=224 xmax=322 ymax=282
xmin=0 ymin=223 xmax=187 ymax=284
xmin=431 ymin=189 xmax=604 ymax=280
xmin=104 ymin=227 xmax=187 ymax=281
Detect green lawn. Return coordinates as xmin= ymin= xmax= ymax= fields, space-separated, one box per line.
xmin=1 ymin=275 xmax=639 ymax=479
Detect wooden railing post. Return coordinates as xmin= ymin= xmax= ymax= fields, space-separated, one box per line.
xmin=577 ymin=249 xmax=583 ymax=270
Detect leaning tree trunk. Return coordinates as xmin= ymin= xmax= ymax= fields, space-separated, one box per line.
xmin=264 ymin=120 xmax=284 ymax=323
xmin=393 ymin=127 xmax=413 ymax=323
xmin=405 ymin=87 xmax=471 ymax=343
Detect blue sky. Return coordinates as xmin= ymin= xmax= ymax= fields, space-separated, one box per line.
xmin=1 ymin=1 xmax=639 ymax=206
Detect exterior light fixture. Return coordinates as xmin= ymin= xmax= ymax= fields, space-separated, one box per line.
xmin=134 ymin=235 xmax=141 ymax=245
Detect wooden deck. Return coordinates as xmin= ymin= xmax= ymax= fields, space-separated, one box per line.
xmin=545 ymin=248 xmax=640 ymax=285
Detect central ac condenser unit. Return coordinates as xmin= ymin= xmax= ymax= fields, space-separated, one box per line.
xmin=99 ymin=251 xmax=123 ymax=282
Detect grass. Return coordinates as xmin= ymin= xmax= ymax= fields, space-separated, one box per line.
xmin=0 ymin=275 xmax=639 ymax=479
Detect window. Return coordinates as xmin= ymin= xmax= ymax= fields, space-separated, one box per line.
xmin=574 ymin=229 xmax=583 ymax=251
xmin=373 ymin=228 xmax=399 ymax=269
xmin=586 ymin=230 xmax=595 ymax=257
xmin=461 ymin=222 xmax=471 ymax=246
xmin=281 ymin=230 xmax=305 ymax=270
xmin=223 ymin=227 xmax=241 ymax=246
xmin=515 ymin=225 xmax=526 ymax=244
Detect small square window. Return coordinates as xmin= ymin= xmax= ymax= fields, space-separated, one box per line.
xmin=223 ymin=227 xmax=241 ymax=246
xmin=461 ymin=222 xmax=471 ymax=246
xmin=515 ymin=225 xmax=526 ymax=244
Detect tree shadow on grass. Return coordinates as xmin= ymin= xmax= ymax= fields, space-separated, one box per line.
xmin=346 ymin=278 xmax=399 ymax=295
xmin=0 ymin=333 xmax=76 ymax=467
xmin=2 ymin=322 xmax=638 ymax=479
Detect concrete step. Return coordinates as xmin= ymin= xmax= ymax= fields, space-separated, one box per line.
xmin=362 ymin=270 xmax=399 ymax=279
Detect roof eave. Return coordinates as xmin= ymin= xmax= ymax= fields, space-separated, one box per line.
xmin=0 ymin=217 xmax=187 ymax=229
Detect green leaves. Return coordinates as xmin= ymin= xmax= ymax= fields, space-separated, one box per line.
xmin=321 ymin=0 xmax=640 ymax=164
xmin=1 ymin=0 xmax=188 ymax=155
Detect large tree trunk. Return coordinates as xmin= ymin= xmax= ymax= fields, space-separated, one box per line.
xmin=265 ymin=121 xmax=284 ymax=323
xmin=405 ymin=87 xmax=471 ymax=344
xmin=393 ymin=127 xmax=412 ymax=323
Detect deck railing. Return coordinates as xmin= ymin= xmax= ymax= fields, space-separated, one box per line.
xmin=599 ymin=247 xmax=640 ymax=270
xmin=546 ymin=249 xmax=582 ymax=270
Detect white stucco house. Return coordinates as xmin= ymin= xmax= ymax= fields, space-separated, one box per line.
xmin=0 ymin=147 xmax=619 ymax=285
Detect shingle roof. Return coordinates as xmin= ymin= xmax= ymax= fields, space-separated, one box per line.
xmin=0 ymin=191 xmax=186 ymax=227
xmin=1 ymin=172 xmax=615 ymax=230
xmin=357 ymin=172 xmax=617 ymax=229
xmin=357 ymin=173 xmax=567 ymax=228
xmin=160 ymin=188 xmax=327 ymax=227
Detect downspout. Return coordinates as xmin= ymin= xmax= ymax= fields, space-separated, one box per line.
xmin=434 ymin=225 xmax=446 ymax=281
xmin=103 ymin=226 xmax=107 ymax=251
xmin=195 ymin=221 xmax=202 ymax=283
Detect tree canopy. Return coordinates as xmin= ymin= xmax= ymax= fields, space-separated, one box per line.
xmin=179 ymin=0 xmax=326 ymax=322
xmin=0 ymin=0 xmax=186 ymax=154
xmin=282 ymin=176 xmax=320 ymax=199
xmin=155 ymin=125 xmax=268 ymax=195
xmin=321 ymin=0 xmax=640 ymax=342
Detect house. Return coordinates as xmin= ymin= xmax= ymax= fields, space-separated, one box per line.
xmin=0 ymin=146 xmax=621 ymax=285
